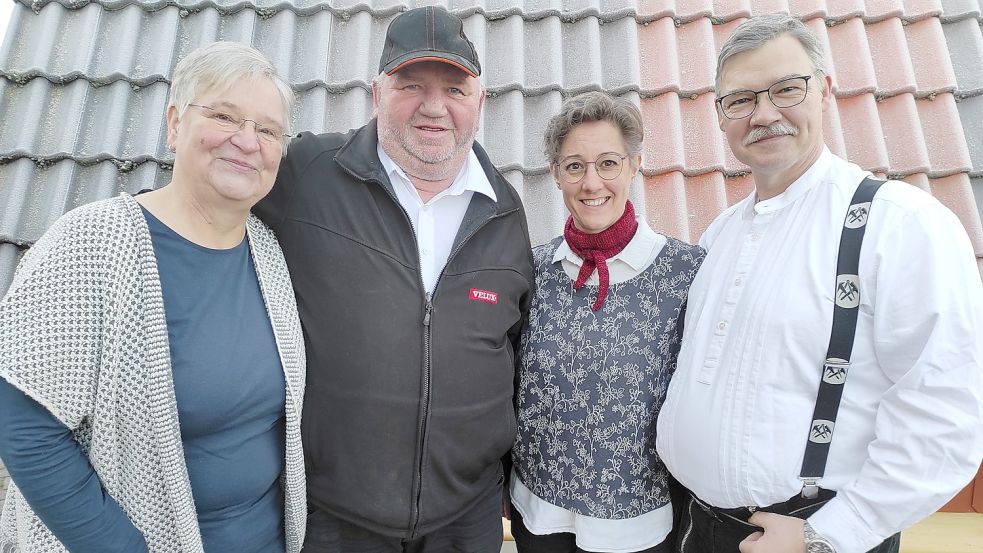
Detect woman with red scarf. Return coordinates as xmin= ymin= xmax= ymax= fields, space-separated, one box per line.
xmin=509 ymin=91 xmax=705 ymax=553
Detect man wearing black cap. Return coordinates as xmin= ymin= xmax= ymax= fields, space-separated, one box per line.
xmin=254 ymin=6 xmax=534 ymax=552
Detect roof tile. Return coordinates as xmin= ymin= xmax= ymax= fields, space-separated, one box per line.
xmin=905 ymin=16 xmax=958 ymax=93
xmin=641 ymin=92 xmax=685 ymax=174
xmin=643 ymin=171 xmax=692 ymax=242
xmin=833 ymin=94 xmax=891 ymax=173
xmin=941 ymin=16 xmax=983 ymax=94
xmin=902 ymin=0 xmax=944 ymax=19
xmin=643 ymin=171 xmax=732 ymax=243
xmin=710 ymin=0 xmax=754 ymax=21
xmin=939 ymin=0 xmax=982 ymax=21
xmin=786 ymin=0 xmax=829 ymax=21
xmin=862 ymin=0 xmax=906 ymax=21
xmin=917 ymin=92 xmax=972 ymax=174
xmin=866 ymin=17 xmax=918 ymax=95
xmin=827 ymin=17 xmax=878 ymax=96
xmin=928 ymin=172 xmax=983 ymax=256
xmin=680 ymin=93 xmax=727 ymax=174
xmin=0 ymin=243 xmax=26 ymax=299
xmin=876 ymin=93 xmax=932 ymax=175
xmin=747 ymin=0 xmax=795 ymax=16
xmin=955 ymin=94 xmax=983 ymax=175
xmin=675 ymin=17 xmax=717 ymax=94
xmin=824 ymin=0 xmax=867 ymax=20
xmin=639 ymin=16 xmax=681 ymax=95
xmin=670 ymin=0 xmax=714 ymax=22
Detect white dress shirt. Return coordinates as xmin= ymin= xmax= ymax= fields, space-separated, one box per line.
xmin=656 ymin=148 xmax=983 ymax=553
xmin=378 ymin=144 xmax=497 ymax=294
xmin=511 ymin=219 xmax=675 ymax=553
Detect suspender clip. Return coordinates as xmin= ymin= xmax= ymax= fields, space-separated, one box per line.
xmin=800 ymin=479 xmax=820 ymax=499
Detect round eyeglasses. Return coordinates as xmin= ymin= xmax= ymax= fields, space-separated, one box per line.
xmin=716 ymin=75 xmax=812 ymax=120
xmin=555 ymin=152 xmax=629 ymax=184
xmin=187 ymin=104 xmax=289 ymax=146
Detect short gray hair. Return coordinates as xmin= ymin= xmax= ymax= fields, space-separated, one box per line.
xmin=168 ymin=41 xmax=295 ymax=136
xmin=715 ymin=14 xmax=828 ymax=94
xmin=543 ymin=91 xmax=643 ymax=164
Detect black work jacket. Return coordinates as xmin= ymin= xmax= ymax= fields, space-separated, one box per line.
xmin=254 ymin=120 xmax=535 ymax=538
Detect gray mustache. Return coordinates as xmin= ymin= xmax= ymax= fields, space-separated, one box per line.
xmin=743 ymin=123 xmax=799 ymax=146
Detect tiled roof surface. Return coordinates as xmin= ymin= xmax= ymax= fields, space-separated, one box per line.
xmin=0 ymin=0 xmax=981 ymax=292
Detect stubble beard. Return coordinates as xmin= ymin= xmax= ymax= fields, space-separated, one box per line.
xmin=379 ymin=118 xmax=479 ymax=182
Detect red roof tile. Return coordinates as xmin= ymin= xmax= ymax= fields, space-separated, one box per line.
xmin=676 ymin=18 xmax=718 ymax=93
xmin=828 ymin=18 xmax=879 ymax=95
xmin=905 ymin=17 xmax=958 ymax=93
xmin=640 ymin=17 xmax=681 ymax=95
xmin=876 ymin=93 xmax=932 ymax=174
xmin=861 ymin=0 xmax=906 ymax=21
xmin=900 ymin=0 xmax=943 ymax=20
xmin=823 ymin=0 xmax=868 ymax=20
xmin=642 ymin=93 xmax=686 ymax=174
xmin=833 ymin=94 xmax=892 ymax=172
xmin=867 ymin=17 xmax=918 ymax=95
xmin=917 ymin=93 xmax=972 ymax=174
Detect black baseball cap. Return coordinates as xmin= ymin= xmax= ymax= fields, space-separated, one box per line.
xmin=378 ymin=6 xmax=481 ymax=77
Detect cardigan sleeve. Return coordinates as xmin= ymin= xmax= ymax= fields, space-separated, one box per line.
xmin=0 ymin=207 xmax=107 ymax=429
xmin=0 ymin=379 xmax=149 ymax=552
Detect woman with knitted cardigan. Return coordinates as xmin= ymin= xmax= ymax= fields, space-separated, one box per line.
xmin=508 ymin=91 xmax=705 ymax=553
xmin=0 ymin=42 xmax=306 ymax=553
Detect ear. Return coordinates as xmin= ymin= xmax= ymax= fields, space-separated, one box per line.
xmin=165 ymin=104 xmax=180 ymax=152
xmin=716 ymin=101 xmax=726 ymax=132
xmin=819 ymin=73 xmax=833 ymax=112
xmin=371 ymin=78 xmax=382 ymax=117
xmin=550 ymin=164 xmax=561 ymax=188
xmin=477 ymin=87 xmax=486 ymax=112
xmin=630 ymin=154 xmax=642 ymax=176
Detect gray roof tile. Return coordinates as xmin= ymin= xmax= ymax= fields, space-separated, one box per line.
xmin=0 ymin=158 xmax=168 ymax=244
xmin=956 ymin=93 xmax=983 ymax=175
xmin=940 ymin=0 xmax=982 ymax=21
xmin=942 ymin=15 xmax=983 ymax=95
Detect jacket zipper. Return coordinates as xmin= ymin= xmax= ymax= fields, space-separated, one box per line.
xmin=412 ymin=297 xmax=434 ymax=537
xmin=407 ymin=209 xmax=515 ymax=536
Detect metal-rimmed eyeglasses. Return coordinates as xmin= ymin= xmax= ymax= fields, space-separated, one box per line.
xmin=187 ymin=104 xmax=289 ymax=146
xmin=716 ymin=75 xmax=812 ymax=120
xmin=555 ymin=152 xmax=629 ymax=184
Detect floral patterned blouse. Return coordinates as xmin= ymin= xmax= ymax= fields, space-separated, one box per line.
xmin=513 ymin=235 xmax=704 ymax=519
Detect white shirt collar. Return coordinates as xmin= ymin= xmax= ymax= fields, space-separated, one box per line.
xmin=743 ymin=146 xmax=833 ymax=218
xmin=552 ymin=216 xmax=658 ymax=272
xmin=377 ymin=143 xmax=497 ymax=204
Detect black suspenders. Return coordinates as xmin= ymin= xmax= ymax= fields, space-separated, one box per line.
xmin=798 ymin=176 xmax=885 ymax=499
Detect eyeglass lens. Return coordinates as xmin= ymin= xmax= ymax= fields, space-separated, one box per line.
xmin=559 ymin=153 xmax=625 ymax=183
xmin=189 ymin=104 xmax=285 ymax=145
xmin=718 ymin=76 xmax=810 ymax=119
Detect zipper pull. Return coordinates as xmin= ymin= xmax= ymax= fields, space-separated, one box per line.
xmin=423 ymin=301 xmax=433 ymax=326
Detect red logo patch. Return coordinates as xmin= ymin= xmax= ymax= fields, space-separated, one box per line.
xmin=469 ymin=288 xmax=498 ymax=304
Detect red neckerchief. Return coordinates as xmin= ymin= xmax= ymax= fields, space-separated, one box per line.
xmin=563 ymin=201 xmax=638 ymax=311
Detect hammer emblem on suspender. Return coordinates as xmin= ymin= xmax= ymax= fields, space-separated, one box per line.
xmin=845 ymin=202 xmax=871 ymax=229
xmin=810 ymin=420 xmax=834 ymax=443
xmin=835 ymin=275 xmax=860 ymax=308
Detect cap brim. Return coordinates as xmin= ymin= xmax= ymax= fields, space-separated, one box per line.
xmin=383 ymin=53 xmax=479 ymax=78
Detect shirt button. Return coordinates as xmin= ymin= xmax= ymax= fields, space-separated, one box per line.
xmin=717 ymin=321 xmax=728 ymax=331
xmin=421 ymin=248 xmax=431 ymax=256
xmin=734 ymin=277 xmax=743 ymax=286
xmin=750 ymin=233 xmax=761 ymax=241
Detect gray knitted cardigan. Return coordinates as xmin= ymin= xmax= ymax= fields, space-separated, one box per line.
xmin=0 ymin=195 xmax=306 ymax=553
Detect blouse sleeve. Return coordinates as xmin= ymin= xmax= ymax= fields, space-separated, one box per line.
xmin=0 ymin=378 xmax=149 ymax=552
